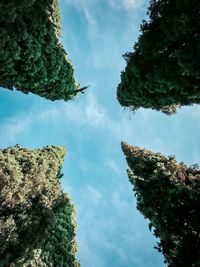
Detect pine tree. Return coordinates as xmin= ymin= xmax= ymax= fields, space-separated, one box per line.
xmin=0 ymin=145 xmax=80 ymax=267
xmin=0 ymin=0 xmax=79 ymax=101
xmin=121 ymin=142 xmax=200 ymax=266
xmin=117 ymin=0 xmax=200 ymax=114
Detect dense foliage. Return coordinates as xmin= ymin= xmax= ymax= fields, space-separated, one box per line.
xmin=39 ymin=196 xmax=80 ymax=267
xmin=117 ymin=0 xmax=200 ymax=114
xmin=0 ymin=145 xmax=79 ymax=267
xmin=15 ymin=194 xmax=80 ymax=267
xmin=0 ymin=0 xmax=79 ymax=101
xmin=121 ymin=142 xmax=200 ymax=266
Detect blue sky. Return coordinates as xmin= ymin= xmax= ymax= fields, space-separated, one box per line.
xmin=1 ymin=0 xmax=200 ymax=266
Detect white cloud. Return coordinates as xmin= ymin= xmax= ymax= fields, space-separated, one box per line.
xmin=36 ymin=92 xmax=151 ymax=142
xmin=0 ymin=92 xmax=110 ymax=147
xmin=64 ymin=0 xmax=145 ymax=10
xmin=0 ymin=115 xmax=31 ymax=145
xmin=122 ymin=0 xmax=144 ymax=9
xmin=191 ymin=105 xmax=200 ymax=118
xmin=107 ymin=160 xmax=122 ymax=174
xmin=65 ymin=182 xmax=161 ymax=267
xmin=30 ymin=91 xmax=102 ymax=127
xmin=84 ymin=93 xmax=108 ymax=128
xmin=64 ymin=92 xmax=108 ymax=129
xmin=37 ymin=92 xmax=109 ymax=130
xmin=84 ymin=185 xmax=102 ymax=203
xmin=84 ymin=8 xmax=97 ymax=25
xmin=109 ymin=0 xmax=146 ymax=10
xmin=64 ymin=0 xmax=92 ymax=8
xmin=0 ymin=91 xmax=156 ymax=149
xmin=63 ymin=0 xmax=145 ymax=70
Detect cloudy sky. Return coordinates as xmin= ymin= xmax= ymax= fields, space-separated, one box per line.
xmin=1 ymin=0 xmax=200 ymax=266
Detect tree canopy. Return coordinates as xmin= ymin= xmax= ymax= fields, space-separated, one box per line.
xmin=0 ymin=145 xmax=79 ymax=267
xmin=121 ymin=142 xmax=200 ymax=266
xmin=117 ymin=0 xmax=200 ymax=114
xmin=0 ymin=0 xmax=79 ymax=101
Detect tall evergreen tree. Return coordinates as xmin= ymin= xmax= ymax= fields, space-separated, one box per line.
xmin=121 ymin=142 xmax=200 ymax=266
xmin=0 ymin=145 xmax=80 ymax=267
xmin=0 ymin=0 xmax=79 ymax=101
xmin=117 ymin=0 xmax=200 ymax=114
xmin=14 ymin=194 xmax=80 ymax=267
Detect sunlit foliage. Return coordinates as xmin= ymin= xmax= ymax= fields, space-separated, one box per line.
xmin=0 ymin=145 xmax=79 ymax=267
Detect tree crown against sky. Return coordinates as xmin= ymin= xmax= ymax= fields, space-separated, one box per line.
xmin=2 ymin=0 xmax=200 ymax=264
xmin=121 ymin=142 xmax=200 ymax=267
xmin=0 ymin=0 xmax=80 ymax=101
xmin=0 ymin=145 xmax=79 ymax=267
xmin=117 ymin=0 xmax=200 ymax=115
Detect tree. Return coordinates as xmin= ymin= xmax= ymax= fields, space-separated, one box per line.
xmin=117 ymin=0 xmax=200 ymax=114
xmin=0 ymin=0 xmax=79 ymax=101
xmin=121 ymin=142 xmax=200 ymax=266
xmin=14 ymin=193 xmax=80 ymax=267
xmin=0 ymin=145 xmax=79 ymax=267
xmin=38 ymin=196 xmax=80 ymax=267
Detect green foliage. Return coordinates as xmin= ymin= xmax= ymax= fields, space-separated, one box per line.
xmin=0 ymin=0 xmax=79 ymax=101
xmin=117 ymin=0 xmax=200 ymax=114
xmin=0 ymin=145 xmax=79 ymax=267
xmin=38 ymin=194 xmax=80 ymax=267
xmin=15 ymin=194 xmax=80 ymax=267
xmin=121 ymin=142 xmax=200 ymax=267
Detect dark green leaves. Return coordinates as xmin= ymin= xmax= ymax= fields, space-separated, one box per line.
xmin=117 ymin=0 xmax=200 ymax=114
xmin=0 ymin=0 xmax=79 ymax=101
xmin=121 ymin=142 xmax=200 ymax=266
